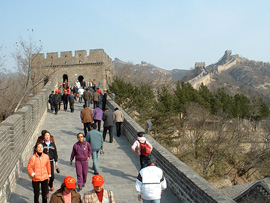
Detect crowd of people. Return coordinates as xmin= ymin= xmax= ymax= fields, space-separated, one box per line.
xmin=27 ymin=79 xmax=167 ymax=203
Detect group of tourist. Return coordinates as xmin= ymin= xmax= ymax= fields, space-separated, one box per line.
xmin=27 ymin=128 xmax=115 ymax=203
xmin=27 ymin=78 xmax=167 ymax=202
xmin=48 ymin=79 xmax=108 ymax=115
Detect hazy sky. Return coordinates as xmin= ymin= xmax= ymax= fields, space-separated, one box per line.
xmin=1 ymin=0 xmax=270 ymax=70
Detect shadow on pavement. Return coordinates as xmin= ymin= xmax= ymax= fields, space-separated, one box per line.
xmin=101 ymin=166 xmax=137 ymax=182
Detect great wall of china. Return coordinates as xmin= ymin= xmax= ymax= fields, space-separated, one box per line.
xmin=1 ymin=49 xmax=264 ymax=202
xmin=189 ymin=50 xmax=238 ymax=89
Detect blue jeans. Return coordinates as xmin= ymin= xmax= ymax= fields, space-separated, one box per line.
xmin=142 ymin=199 xmax=160 ymax=203
xmin=91 ymin=150 xmax=99 ymax=174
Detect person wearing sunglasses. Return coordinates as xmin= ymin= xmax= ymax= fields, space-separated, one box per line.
xmin=70 ymin=132 xmax=92 ymax=192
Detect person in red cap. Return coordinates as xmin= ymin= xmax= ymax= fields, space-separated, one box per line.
xmin=50 ymin=176 xmax=82 ymax=203
xmin=83 ymin=175 xmax=115 ymax=203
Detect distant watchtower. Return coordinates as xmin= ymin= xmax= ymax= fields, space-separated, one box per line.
xmin=194 ymin=62 xmax=205 ymax=75
xmin=33 ymin=49 xmax=115 ymax=90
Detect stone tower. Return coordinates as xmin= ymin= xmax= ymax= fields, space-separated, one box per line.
xmin=33 ymin=49 xmax=115 ymax=90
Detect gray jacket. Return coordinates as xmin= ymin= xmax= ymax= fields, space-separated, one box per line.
xmin=103 ymin=111 xmax=113 ymax=127
xmin=85 ymin=129 xmax=103 ymax=150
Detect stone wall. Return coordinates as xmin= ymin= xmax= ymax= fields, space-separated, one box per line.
xmin=217 ymin=58 xmax=237 ymax=73
xmin=33 ymin=49 xmax=115 ymax=90
xmin=107 ymin=98 xmax=235 ymax=203
xmin=0 ymin=74 xmax=58 ymax=203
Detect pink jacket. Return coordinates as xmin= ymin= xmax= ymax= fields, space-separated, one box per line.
xmin=27 ymin=153 xmax=51 ymax=182
xmin=131 ymin=137 xmax=153 ymax=155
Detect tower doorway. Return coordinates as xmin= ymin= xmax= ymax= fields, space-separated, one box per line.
xmin=63 ymin=74 xmax=68 ymax=89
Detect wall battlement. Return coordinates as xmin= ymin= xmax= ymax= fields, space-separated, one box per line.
xmin=33 ymin=49 xmax=115 ymax=90
xmin=34 ymin=49 xmax=112 ymax=67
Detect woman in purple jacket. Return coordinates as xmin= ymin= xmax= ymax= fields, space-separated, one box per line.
xmin=70 ymin=132 xmax=92 ymax=191
xmin=93 ymin=104 xmax=103 ymax=131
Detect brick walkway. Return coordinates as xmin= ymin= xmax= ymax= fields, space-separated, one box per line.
xmin=9 ymin=102 xmax=178 ymax=203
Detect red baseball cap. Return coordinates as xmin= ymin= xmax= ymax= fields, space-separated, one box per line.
xmin=92 ymin=175 xmax=104 ymax=187
xmin=64 ymin=176 xmax=76 ymax=189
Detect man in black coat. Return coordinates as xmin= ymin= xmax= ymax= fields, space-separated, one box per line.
xmin=102 ymin=90 xmax=107 ymax=111
xmin=48 ymin=91 xmax=54 ymax=111
xmin=68 ymin=91 xmax=75 ymax=113
xmin=102 ymin=108 xmax=114 ymax=143
xmin=53 ymin=90 xmax=62 ymax=115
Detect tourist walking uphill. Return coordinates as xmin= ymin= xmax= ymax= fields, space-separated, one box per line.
xmin=103 ymin=108 xmax=114 ymax=143
xmin=102 ymin=90 xmax=107 ymax=111
xmin=136 ymin=156 xmax=167 ymax=203
xmin=78 ymin=87 xmax=84 ymax=104
xmin=27 ymin=142 xmax=51 ymax=203
xmin=80 ymin=104 xmax=93 ymax=137
xmin=131 ymin=132 xmax=153 ymax=169
xmin=113 ymin=107 xmax=124 ymax=137
xmin=92 ymin=89 xmax=100 ymax=109
xmin=68 ymin=90 xmax=75 ymax=113
xmin=48 ymin=91 xmax=54 ymax=112
xmin=86 ymin=123 xmax=104 ymax=175
xmin=83 ymin=88 xmax=91 ymax=107
xmin=42 ymin=131 xmax=59 ymax=192
xmin=70 ymin=132 xmax=92 ymax=192
xmin=62 ymin=90 xmax=69 ymax=111
xmin=52 ymin=90 xmax=61 ymax=115
xmin=93 ymin=104 xmax=103 ymax=132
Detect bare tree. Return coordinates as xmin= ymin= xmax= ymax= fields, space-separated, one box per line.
xmin=12 ymin=34 xmax=43 ymax=93
xmin=184 ymin=103 xmax=210 ymax=159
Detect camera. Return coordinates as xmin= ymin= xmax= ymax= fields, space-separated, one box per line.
xmin=56 ymin=167 xmax=60 ymax=173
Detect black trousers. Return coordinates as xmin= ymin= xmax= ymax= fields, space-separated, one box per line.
xmin=70 ymin=102 xmax=74 ymax=112
xmin=102 ymin=102 xmax=106 ymax=111
xmin=140 ymin=155 xmax=150 ymax=169
xmin=116 ymin=122 xmax=122 ymax=136
xmin=103 ymin=126 xmax=113 ymax=143
xmin=63 ymin=100 xmax=68 ymax=110
xmin=32 ymin=180 xmax=48 ymax=203
xmin=49 ymin=102 xmax=53 ymax=111
xmin=94 ymin=101 xmax=99 ymax=109
xmin=49 ymin=160 xmax=54 ymax=188
xmin=94 ymin=119 xmax=101 ymax=131
xmin=83 ymin=122 xmax=91 ymax=137
xmin=53 ymin=104 xmax=59 ymax=114
xmin=84 ymin=100 xmax=89 ymax=107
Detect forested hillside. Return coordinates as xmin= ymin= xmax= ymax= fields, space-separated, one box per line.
xmin=109 ymin=77 xmax=270 ymax=188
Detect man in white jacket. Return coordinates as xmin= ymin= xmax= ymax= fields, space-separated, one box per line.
xmin=136 ymin=156 xmax=167 ymax=203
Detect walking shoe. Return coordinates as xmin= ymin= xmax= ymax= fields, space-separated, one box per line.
xmin=50 ymin=187 xmax=54 ymax=191
xmin=46 ymin=193 xmax=49 ymax=198
xmin=77 ymin=187 xmax=82 ymax=192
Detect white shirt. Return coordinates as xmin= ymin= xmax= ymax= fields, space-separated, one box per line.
xmin=136 ymin=165 xmax=167 ymax=200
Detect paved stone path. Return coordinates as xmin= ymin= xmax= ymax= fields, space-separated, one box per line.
xmin=9 ymin=102 xmax=178 ymax=203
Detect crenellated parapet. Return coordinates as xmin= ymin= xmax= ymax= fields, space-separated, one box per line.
xmin=32 ymin=49 xmax=115 ymax=90
xmin=33 ymin=49 xmax=113 ymax=66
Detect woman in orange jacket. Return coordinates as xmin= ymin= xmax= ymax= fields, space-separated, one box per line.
xmin=27 ymin=142 xmax=51 ymax=203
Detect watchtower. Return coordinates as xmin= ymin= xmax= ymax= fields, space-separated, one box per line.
xmin=33 ymin=49 xmax=115 ymax=90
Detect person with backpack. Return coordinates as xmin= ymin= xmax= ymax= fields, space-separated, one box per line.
xmin=27 ymin=142 xmax=51 ymax=203
xmin=131 ymin=132 xmax=153 ymax=169
xmin=70 ymin=132 xmax=92 ymax=192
